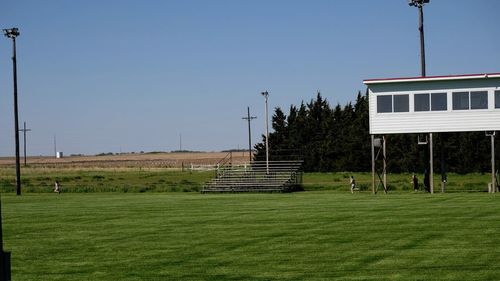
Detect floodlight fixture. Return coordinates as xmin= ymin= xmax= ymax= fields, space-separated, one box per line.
xmin=3 ymin=28 xmax=20 ymax=39
xmin=408 ymin=0 xmax=429 ymax=7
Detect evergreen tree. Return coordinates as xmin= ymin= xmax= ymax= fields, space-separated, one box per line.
xmin=253 ymin=90 xmax=493 ymax=174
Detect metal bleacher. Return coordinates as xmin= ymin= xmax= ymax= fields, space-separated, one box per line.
xmin=202 ymin=160 xmax=303 ymax=193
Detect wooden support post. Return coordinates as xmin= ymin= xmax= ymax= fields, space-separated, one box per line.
xmin=440 ymin=133 xmax=446 ymax=193
xmin=383 ymin=135 xmax=387 ymax=192
xmin=491 ymin=133 xmax=496 ymax=193
xmin=429 ymin=133 xmax=434 ymax=194
xmin=371 ymin=135 xmax=375 ymax=194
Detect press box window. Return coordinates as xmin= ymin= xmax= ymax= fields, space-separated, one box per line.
xmin=377 ymin=95 xmax=392 ymax=113
xmin=496 ymin=90 xmax=500 ymax=109
xmin=470 ymin=91 xmax=488 ymax=109
xmin=431 ymin=93 xmax=447 ymax=111
xmin=414 ymin=93 xmax=430 ymax=111
xmin=453 ymin=92 xmax=469 ymax=110
xmin=393 ymin=94 xmax=409 ymax=112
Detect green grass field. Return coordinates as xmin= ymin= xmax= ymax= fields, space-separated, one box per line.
xmin=3 ymin=192 xmax=500 ymax=280
xmin=303 ymin=172 xmax=494 ymax=192
xmin=0 ymin=166 xmax=494 ymax=193
xmin=0 ymin=168 xmax=214 ymax=193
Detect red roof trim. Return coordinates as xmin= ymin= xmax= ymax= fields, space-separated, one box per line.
xmin=363 ymin=72 xmax=500 ymax=84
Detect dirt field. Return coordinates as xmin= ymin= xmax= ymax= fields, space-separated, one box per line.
xmin=0 ymin=151 xmax=251 ymax=169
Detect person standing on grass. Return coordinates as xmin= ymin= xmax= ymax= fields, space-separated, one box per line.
xmin=54 ymin=181 xmax=61 ymax=194
xmin=350 ymin=176 xmax=356 ymax=193
xmin=412 ymin=174 xmax=419 ymax=191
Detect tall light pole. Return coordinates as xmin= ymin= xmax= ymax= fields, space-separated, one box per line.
xmin=261 ymin=91 xmax=269 ymax=175
xmin=409 ymin=0 xmax=433 ymax=192
xmin=3 ymin=27 xmax=22 ymax=196
xmin=242 ymin=107 xmax=257 ymax=162
xmin=408 ymin=0 xmax=429 ymax=77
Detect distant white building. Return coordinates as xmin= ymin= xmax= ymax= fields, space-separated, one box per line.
xmin=364 ymin=73 xmax=500 ymax=134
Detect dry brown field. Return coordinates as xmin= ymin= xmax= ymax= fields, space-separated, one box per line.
xmin=0 ymin=151 xmax=251 ymax=169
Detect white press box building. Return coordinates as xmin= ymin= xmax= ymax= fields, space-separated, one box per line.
xmin=363 ymin=72 xmax=500 ymax=193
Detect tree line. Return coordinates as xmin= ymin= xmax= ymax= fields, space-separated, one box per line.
xmin=254 ymin=91 xmax=498 ymax=174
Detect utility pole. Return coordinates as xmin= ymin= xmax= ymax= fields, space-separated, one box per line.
xmin=54 ymin=135 xmax=57 ymax=158
xmin=3 ymin=27 xmax=22 ymax=196
xmin=242 ymin=107 xmax=257 ymax=162
xmin=19 ymin=122 xmax=31 ymax=166
xmin=179 ymin=133 xmax=182 ymax=151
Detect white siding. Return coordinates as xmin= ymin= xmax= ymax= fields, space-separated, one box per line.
xmin=367 ymin=77 xmax=500 ymax=134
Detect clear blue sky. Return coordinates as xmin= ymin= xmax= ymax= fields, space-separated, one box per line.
xmin=0 ymin=0 xmax=499 ymax=156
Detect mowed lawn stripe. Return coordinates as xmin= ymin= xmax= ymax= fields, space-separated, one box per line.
xmin=2 ymin=192 xmax=500 ymax=280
